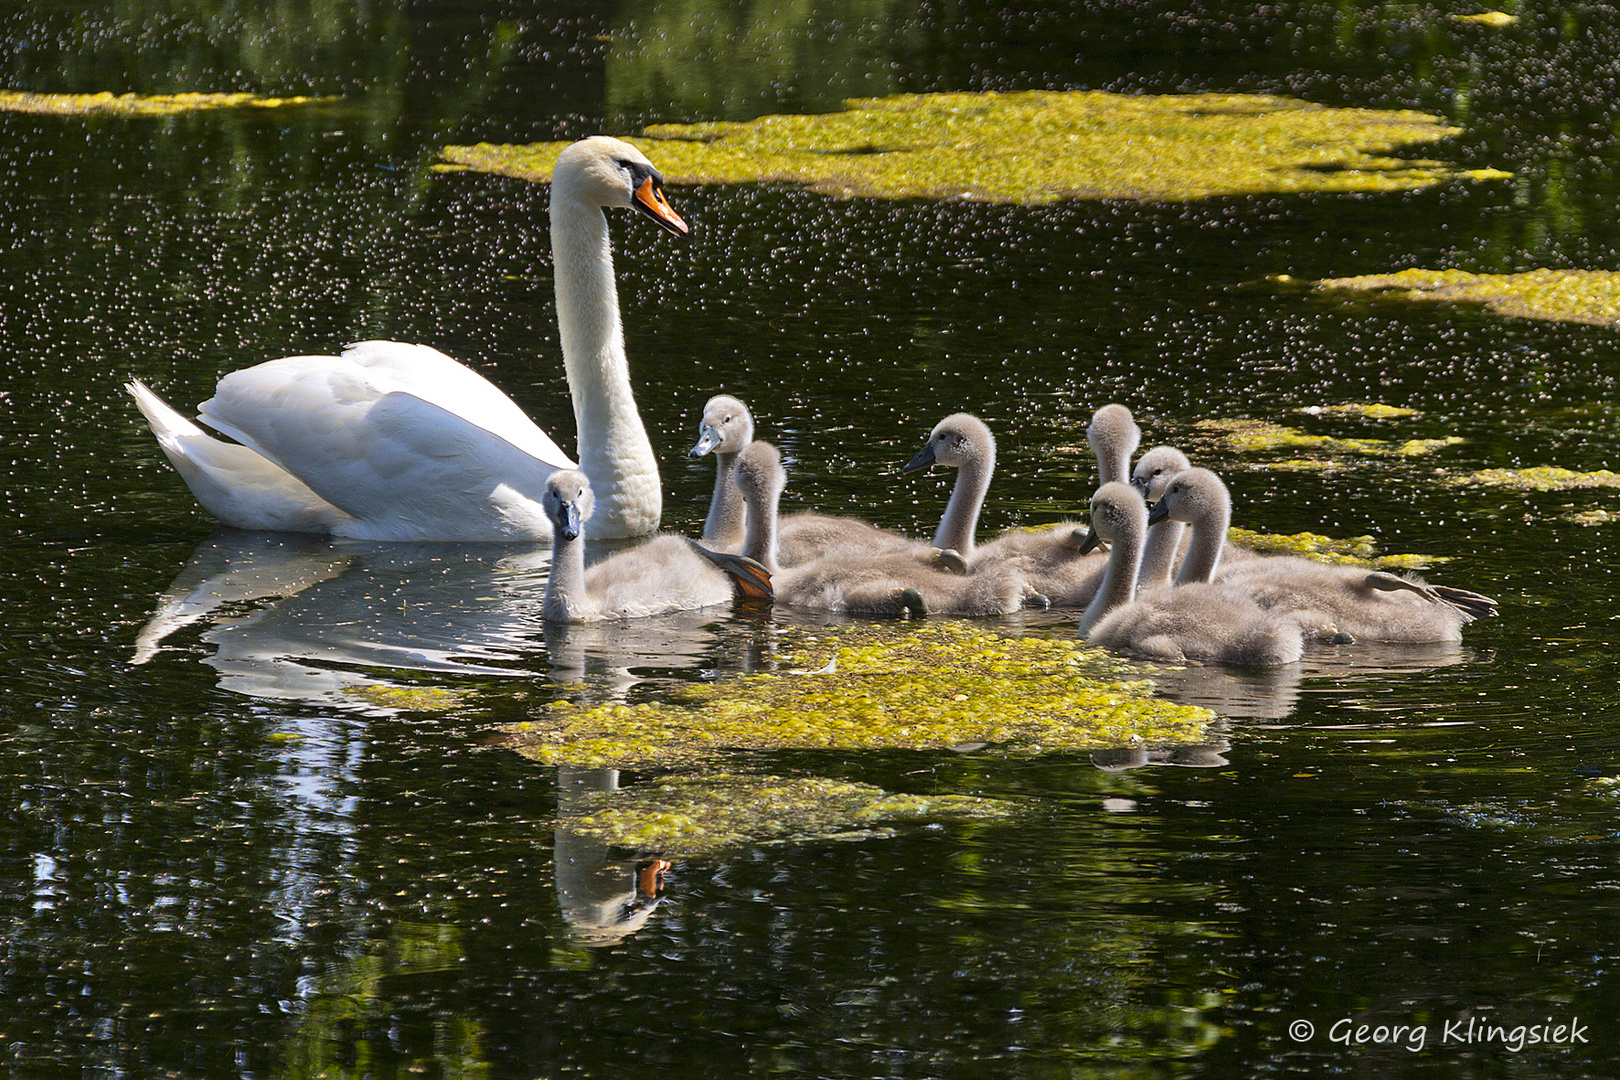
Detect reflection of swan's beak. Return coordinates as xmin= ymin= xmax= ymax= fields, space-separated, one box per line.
xmin=689 ymin=426 xmax=719 ymax=458
xmin=633 ymin=176 xmax=688 ymax=236
xmin=637 ymin=859 xmax=670 ymax=901
xmin=1077 ymin=525 xmax=1104 ymax=555
xmin=900 ymin=441 xmax=936 ymax=474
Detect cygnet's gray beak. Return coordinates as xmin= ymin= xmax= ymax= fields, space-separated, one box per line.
xmin=1145 ymin=500 xmax=1170 ymax=527
xmin=1130 ymin=475 xmax=1151 ymax=498
xmin=560 ymin=502 xmax=583 ymax=542
xmin=690 ymin=426 xmax=720 ymax=458
xmin=901 ymin=441 xmax=937 ymax=475
xmin=1077 ymin=525 xmax=1104 ymax=555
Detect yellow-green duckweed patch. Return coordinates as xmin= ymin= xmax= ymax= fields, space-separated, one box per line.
xmin=497 ymin=623 xmax=1211 ymax=769
xmin=1395 ymin=437 xmax=1466 ymax=456
xmin=1309 ymin=268 xmax=1620 ymax=326
xmin=1195 ymin=418 xmax=1461 ymax=459
xmin=0 ymin=90 xmax=335 ymax=117
xmin=347 ymin=684 xmax=471 ymax=712
xmin=440 ymin=90 xmax=1498 ymax=204
xmin=1227 ymin=527 xmax=1447 ymax=569
xmin=562 ymin=773 xmax=1016 ymax=859
xmin=1446 ymin=466 xmax=1620 ymax=491
xmin=1451 ymin=11 xmax=1518 ymax=27
xmin=1196 ymin=418 xmax=1386 ymax=455
xmin=1294 ymin=403 xmax=1420 ymax=420
xmin=1261 ymin=458 xmax=1342 ymax=473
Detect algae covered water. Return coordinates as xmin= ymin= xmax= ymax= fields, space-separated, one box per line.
xmin=4 ymin=2 xmax=1620 ymax=1076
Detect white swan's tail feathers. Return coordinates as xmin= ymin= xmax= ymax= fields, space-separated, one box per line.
xmin=126 ymin=379 xmax=350 ymax=533
xmin=127 ymin=378 xmax=206 ymax=446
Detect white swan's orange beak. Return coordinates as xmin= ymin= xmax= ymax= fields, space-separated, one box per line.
xmin=634 ymin=175 xmax=688 ymax=236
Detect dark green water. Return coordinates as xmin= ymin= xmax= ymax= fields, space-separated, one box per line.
xmin=5 ymin=2 xmax=1620 ymax=1076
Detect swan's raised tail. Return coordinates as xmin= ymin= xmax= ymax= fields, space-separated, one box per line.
xmin=125 ymin=379 xmax=350 ymax=533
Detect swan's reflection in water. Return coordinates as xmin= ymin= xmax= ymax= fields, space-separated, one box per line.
xmin=132 ymin=528 xmax=743 ymax=710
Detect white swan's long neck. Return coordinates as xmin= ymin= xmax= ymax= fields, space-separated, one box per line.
xmin=933 ymin=451 xmax=993 ymax=556
xmin=742 ymin=478 xmax=781 ymax=575
xmin=543 ymin=529 xmax=592 ymax=623
xmin=1140 ymin=520 xmax=1185 ymax=589
xmin=552 ymin=194 xmax=661 ymax=540
xmin=1174 ymin=499 xmax=1229 ymax=585
xmin=704 ymin=452 xmax=746 ymax=550
xmin=1079 ymin=517 xmax=1143 ymax=635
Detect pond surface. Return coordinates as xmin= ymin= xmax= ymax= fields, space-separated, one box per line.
xmin=5 ymin=2 xmax=1620 ymax=1077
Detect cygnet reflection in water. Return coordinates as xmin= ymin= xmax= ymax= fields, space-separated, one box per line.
xmin=554 ymin=766 xmax=671 ymax=947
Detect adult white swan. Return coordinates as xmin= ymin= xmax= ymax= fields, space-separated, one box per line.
xmin=125 ymin=135 xmax=686 ymax=541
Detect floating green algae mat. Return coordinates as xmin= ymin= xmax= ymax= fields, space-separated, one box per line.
xmin=440 ymin=90 xmax=1507 ymax=204
xmin=497 ymin=623 xmax=1211 ymax=769
xmin=1394 ymin=437 xmax=1466 ymax=456
xmin=1193 ymin=418 xmax=1460 ymax=458
xmin=1308 ymin=268 xmax=1620 ymax=327
xmin=0 ymin=90 xmax=334 ymax=117
xmin=1446 ymin=466 xmax=1620 ymax=492
xmin=1451 ymin=11 xmax=1518 ymax=26
xmin=561 ymin=773 xmax=1016 ymax=859
xmin=346 ymin=683 xmax=471 ymax=712
xmin=1293 ymin=403 xmax=1420 ymax=420
xmin=1197 ymin=417 xmax=1388 ymax=454
xmin=1227 ymin=527 xmax=1446 ymax=570
xmin=1258 ymin=459 xmax=1340 ymax=473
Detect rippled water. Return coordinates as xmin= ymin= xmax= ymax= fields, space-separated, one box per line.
xmin=5 ymin=2 xmax=1620 ymax=1077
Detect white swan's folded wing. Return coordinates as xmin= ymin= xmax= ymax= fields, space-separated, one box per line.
xmin=340 ymin=341 xmax=575 ymax=469
xmin=195 ymin=346 xmax=577 ymax=540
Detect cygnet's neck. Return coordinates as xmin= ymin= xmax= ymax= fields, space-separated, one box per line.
xmin=1139 ymin=520 xmax=1186 ymax=589
xmin=741 ymin=478 xmax=782 ymax=575
xmin=1079 ymin=514 xmax=1143 ymax=635
xmin=551 ymin=192 xmax=660 ymax=538
xmin=933 ymin=450 xmax=994 ymax=556
xmin=543 ymin=526 xmax=591 ymax=623
xmin=1174 ymin=496 xmax=1229 ymax=585
xmin=704 ymin=451 xmax=746 ymax=550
